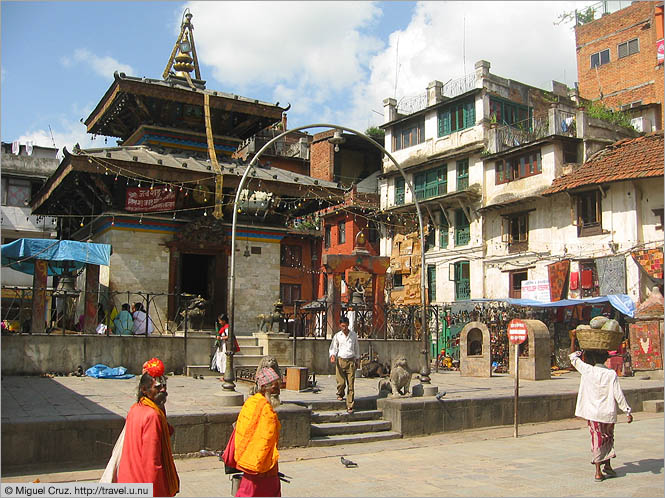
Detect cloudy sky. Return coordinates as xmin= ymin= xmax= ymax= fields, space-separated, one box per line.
xmin=1 ymin=0 xmax=600 ymax=155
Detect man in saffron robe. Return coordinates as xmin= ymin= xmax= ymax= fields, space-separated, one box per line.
xmin=234 ymin=367 xmax=282 ymax=497
xmin=569 ymin=331 xmax=632 ymax=482
xmin=117 ymin=358 xmax=180 ymax=496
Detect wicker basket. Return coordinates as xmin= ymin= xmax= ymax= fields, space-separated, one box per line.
xmin=576 ymin=327 xmax=623 ymax=351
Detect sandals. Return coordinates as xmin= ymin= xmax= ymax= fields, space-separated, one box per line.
xmin=594 ymin=475 xmax=605 ymax=482
xmin=337 ymin=396 xmax=345 ymax=401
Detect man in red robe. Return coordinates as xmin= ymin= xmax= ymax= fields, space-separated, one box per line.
xmin=117 ymin=358 xmax=180 ymax=496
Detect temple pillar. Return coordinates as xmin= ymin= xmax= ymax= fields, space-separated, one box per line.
xmin=84 ymin=264 xmax=100 ymax=333
xmin=373 ymin=274 xmax=386 ymax=336
xmin=167 ymin=248 xmax=180 ymax=321
xmin=30 ymin=259 xmax=48 ymax=333
xmin=326 ymin=273 xmax=342 ymax=338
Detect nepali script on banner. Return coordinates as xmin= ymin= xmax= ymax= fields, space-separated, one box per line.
xmin=521 ymin=279 xmax=550 ymax=302
xmin=125 ymin=187 xmax=176 ymax=212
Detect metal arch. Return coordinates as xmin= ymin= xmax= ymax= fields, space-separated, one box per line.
xmin=225 ymin=123 xmax=431 ymax=390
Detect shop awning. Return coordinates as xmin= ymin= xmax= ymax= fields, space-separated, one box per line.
xmin=473 ymin=294 xmax=635 ymax=318
xmin=1 ymin=238 xmax=111 ymax=276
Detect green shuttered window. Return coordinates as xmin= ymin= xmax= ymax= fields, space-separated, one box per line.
xmin=438 ymin=99 xmax=476 ymax=137
xmin=414 ymin=165 xmax=447 ymax=200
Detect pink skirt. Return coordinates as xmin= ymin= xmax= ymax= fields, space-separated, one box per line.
xmin=588 ymin=420 xmax=616 ymax=464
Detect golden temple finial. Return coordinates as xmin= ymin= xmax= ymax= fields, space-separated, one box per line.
xmin=162 ymin=8 xmax=201 ymax=81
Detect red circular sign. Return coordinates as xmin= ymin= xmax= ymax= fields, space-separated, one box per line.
xmin=508 ymin=319 xmax=528 ymax=344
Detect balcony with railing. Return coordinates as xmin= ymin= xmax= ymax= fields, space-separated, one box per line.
xmin=488 ymin=108 xmax=577 ymax=155
xmin=395 ymin=72 xmax=479 ymax=117
xmin=441 ymin=73 xmax=477 ymax=99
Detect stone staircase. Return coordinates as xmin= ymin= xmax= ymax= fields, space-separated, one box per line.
xmin=308 ymin=399 xmax=401 ymax=447
xmin=186 ymin=335 xmax=291 ymax=377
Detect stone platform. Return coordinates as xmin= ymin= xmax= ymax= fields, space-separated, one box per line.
xmin=2 ymin=369 xmax=662 ymax=474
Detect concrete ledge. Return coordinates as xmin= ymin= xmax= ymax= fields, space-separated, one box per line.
xmin=3 ymin=386 xmax=661 ymax=471
xmin=377 ymin=386 xmax=664 ymax=437
xmin=643 ymin=400 xmax=664 ymax=413
xmin=1 ymin=404 xmax=311 ymax=471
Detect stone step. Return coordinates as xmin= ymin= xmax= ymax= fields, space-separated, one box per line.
xmin=643 ymin=399 xmax=664 ymax=413
xmin=309 ymin=431 xmax=402 ymax=447
xmin=307 ymin=398 xmax=377 ymax=412
xmin=186 ymin=363 xmax=297 ymax=378
xmin=226 ymin=355 xmax=273 ymax=367
xmin=311 ymin=419 xmax=392 ymax=436
xmin=231 ymin=345 xmax=263 ymax=355
xmin=236 ymin=337 xmax=259 ymax=346
xmin=312 ymin=409 xmax=383 ymax=423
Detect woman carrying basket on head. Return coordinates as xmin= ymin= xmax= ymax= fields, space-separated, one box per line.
xmin=569 ymin=329 xmax=632 ymax=482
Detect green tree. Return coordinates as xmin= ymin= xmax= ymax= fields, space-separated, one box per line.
xmin=365 ymin=126 xmax=385 ymax=142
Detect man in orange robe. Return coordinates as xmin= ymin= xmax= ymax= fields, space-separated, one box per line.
xmin=234 ymin=367 xmax=282 ymax=497
xmin=117 ymin=358 xmax=180 ymax=496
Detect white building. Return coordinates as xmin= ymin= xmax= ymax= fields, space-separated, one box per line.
xmin=1 ymin=141 xmax=60 ymax=329
xmin=1 ymin=141 xmax=60 ymax=287
xmin=378 ymin=60 xmax=656 ymax=305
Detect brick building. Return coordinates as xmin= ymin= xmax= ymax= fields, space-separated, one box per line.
xmin=575 ymin=1 xmax=664 ymax=131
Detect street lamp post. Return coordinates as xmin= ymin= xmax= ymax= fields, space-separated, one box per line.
xmin=226 ymin=123 xmax=431 ymax=391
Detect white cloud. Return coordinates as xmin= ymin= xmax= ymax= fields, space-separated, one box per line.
xmin=61 ymin=49 xmax=134 ymax=78
xmin=184 ymin=1 xmax=383 ymax=121
xmin=344 ymin=1 xmax=591 ymax=131
xmin=172 ymin=1 xmax=595 ymax=134
xmin=17 ymin=115 xmax=107 ymax=160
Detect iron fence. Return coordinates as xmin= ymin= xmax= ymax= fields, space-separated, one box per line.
xmin=441 ymin=73 xmax=477 ymax=99
xmin=0 ymin=285 xmax=213 ymax=337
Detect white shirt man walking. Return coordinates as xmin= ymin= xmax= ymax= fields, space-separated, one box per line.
xmin=329 ymin=316 xmax=360 ymax=413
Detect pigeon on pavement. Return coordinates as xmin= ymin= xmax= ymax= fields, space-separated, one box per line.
xmin=340 ymin=456 xmax=358 ymax=468
xmin=435 ymin=391 xmax=447 ymax=401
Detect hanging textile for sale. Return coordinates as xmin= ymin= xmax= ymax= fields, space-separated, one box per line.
xmin=547 ymin=259 xmax=570 ymax=301
xmin=631 ymin=248 xmax=663 ymax=283
xmin=596 ymin=255 xmax=626 ymax=295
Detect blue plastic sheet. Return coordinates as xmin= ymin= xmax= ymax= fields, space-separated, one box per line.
xmin=1 ymin=238 xmax=111 ymax=276
xmin=85 ymin=364 xmax=135 ymax=379
xmin=471 ymin=294 xmax=635 ymax=318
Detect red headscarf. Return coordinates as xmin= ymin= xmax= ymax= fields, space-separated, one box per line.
xmin=142 ymin=357 xmax=165 ymax=378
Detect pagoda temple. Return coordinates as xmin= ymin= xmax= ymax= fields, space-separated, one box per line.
xmin=31 ymin=10 xmax=343 ymax=333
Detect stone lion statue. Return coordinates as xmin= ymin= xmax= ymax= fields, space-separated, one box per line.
xmin=256 ymin=301 xmax=284 ymax=332
xmin=389 ymin=356 xmax=412 ymax=397
xmin=248 ymin=355 xmax=283 ymax=397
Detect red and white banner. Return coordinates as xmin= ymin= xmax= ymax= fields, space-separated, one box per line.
xmin=657 ymin=39 xmax=664 ymax=64
xmin=125 ymin=187 xmax=176 ymax=213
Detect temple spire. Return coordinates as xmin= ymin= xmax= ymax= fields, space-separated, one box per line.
xmin=162 ymin=8 xmax=201 ymax=82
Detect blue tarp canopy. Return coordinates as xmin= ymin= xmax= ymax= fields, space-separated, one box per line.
xmin=1 ymin=238 xmax=111 ymax=276
xmin=474 ymin=294 xmax=635 ymax=318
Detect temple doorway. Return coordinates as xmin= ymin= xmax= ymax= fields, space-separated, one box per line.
xmin=180 ymin=253 xmax=216 ymax=328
